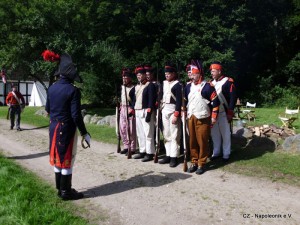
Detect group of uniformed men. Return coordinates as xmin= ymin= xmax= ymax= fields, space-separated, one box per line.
xmin=118 ymin=60 xmax=236 ymax=175
xmin=42 ymin=49 xmax=236 ymax=200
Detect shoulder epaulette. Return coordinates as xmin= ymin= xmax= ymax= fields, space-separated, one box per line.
xmin=228 ymin=77 xmax=234 ymax=82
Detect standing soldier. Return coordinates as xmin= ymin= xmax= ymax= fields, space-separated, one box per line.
xmin=119 ymin=68 xmax=137 ymax=156
xmin=185 ymin=60 xmax=220 ymax=175
xmin=144 ymin=63 xmax=161 ymax=106
xmin=159 ymin=63 xmax=182 ymax=167
xmin=44 ymin=50 xmax=91 ymax=200
xmin=144 ymin=63 xmax=161 ymax=152
xmin=210 ymin=62 xmax=236 ymax=162
xmin=132 ymin=65 xmax=157 ymax=162
xmin=6 ymin=85 xmax=25 ymax=131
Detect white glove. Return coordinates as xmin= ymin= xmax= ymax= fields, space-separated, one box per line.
xmin=82 ymin=133 xmax=91 ymax=148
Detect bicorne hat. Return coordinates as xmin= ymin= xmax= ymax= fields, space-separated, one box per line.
xmin=42 ymin=50 xmax=82 ymax=83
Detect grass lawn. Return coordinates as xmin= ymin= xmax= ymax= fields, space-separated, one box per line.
xmin=0 ymin=153 xmax=97 ymax=225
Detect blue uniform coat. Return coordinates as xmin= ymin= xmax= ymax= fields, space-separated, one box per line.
xmin=45 ymin=77 xmax=87 ymax=168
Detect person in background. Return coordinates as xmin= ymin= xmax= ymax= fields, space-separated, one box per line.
xmin=186 ymin=64 xmax=192 ymax=84
xmin=43 ymin=50 xmax=91 ymax=200
xmin=210 ymin=62 xmax=236 ymax=162
xmin=185 ymin=60 xmax=220 ymax=175
xmin=6 ymin=85 xmax=25 ymax=131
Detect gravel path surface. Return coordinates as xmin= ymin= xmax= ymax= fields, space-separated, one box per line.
xmin=0 ymin=119 xmax=299 ymax=225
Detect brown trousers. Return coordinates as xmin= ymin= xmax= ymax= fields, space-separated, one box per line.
xmin=188 ymin=115 xmax=211 ymax=167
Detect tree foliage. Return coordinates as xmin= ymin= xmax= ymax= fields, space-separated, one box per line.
xmin=0 ymin=0 xmax=299 ymax=106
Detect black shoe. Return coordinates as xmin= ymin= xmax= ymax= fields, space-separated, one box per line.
xmin=125 ymin=149 xmax=136 ymax=156
xmin=141 ymin=154 xmax=154 ymax=162
xmin=223 ymin=158 xmax=230 ymax=163
xmin=158 ymin=156 xmax=170 ymax=164
xmin=61 ymin=188 xmax=84 ymax=200
xmin=210 ymin=155 xmax=221 ymax=161
xmin=133 ymin=153 xmax=145 ymax=159
xmin=120 ymin=149 xmax=128 ymax=154
xmin=195 ymin=167 xmax=205 ymax=175
xmin=169 ymin=157 xmax=178 ymax=168
xmin=187 ymin=164 xmax=198 ymax=173
xmin=17 ymin=128 xmax=22 ymax=131
xmin=10 ymin=126 xmax=13 ymax=130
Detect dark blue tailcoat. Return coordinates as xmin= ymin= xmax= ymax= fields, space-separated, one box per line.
xmin=45 ymin=77 xmax=87 ymax=168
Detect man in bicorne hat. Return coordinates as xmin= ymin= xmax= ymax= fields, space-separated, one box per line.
xmin=185 ymin=60 xmax=220 ymax=175
xmin=119 ymin=68 xmax=137 ymax=156
xmin=210 ymin=62 xmax=236 ymax=163
xmin=44 ymin=51 xmax=91 ymax=200
xmin=132 ymin=65 xmax=157 ymax=162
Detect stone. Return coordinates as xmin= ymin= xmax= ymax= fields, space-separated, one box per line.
xmin=83 ymin=114 xmax=92 ymax=124
xmin=282 ymin=134 xmax=300 ymax=153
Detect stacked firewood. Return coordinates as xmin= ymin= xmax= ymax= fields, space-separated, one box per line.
xmin=247 ymin=124 xmax=296 ymax=138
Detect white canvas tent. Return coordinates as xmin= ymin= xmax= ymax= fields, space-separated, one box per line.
xmin=29 ymin=81 xmax=48 ymax=106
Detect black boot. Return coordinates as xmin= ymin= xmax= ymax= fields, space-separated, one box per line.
xmin=141 ymin=154 xmax=154 ymax=162
xmin=158 ymin=156 xmax=170 ymax=164
xmin=60 ymin=174 xmax=84 ymax=200
xmin=120 ymin=149 xmax=128 ymax=154
xmin=55 ymin=172 xmax=61 ymax=196
xmin=169 ymin=157 xmax=178 ymax=168
xmin=133 ymin=152 xmax=146 ymax=159
xmin=125 ymin=149 xmax=136 ymax=156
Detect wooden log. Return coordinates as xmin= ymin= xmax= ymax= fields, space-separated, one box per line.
xmin=254 ymin=127 xmax=261 ymax=136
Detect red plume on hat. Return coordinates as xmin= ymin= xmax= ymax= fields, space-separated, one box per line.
xmin=41 ymin=50 xmax=60 ymax=62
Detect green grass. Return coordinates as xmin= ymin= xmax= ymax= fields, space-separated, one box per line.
xmin=0 ymin=153 xmax=94 ymax=225
xmin=224 ymin=149 xmax=300 ymax=186
xmin=0 ymin=106 xmax=117 ymax=144
xmin=238 ymin=107 xmax=300 ymax=133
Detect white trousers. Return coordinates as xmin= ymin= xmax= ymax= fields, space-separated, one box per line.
xmin=135 ymin=109 xmax=155 ymax=154
xmin=162 ymin=105 xmax=181 ymax=158
xmin=211 ymin=111 xmax=231 ymax=159
xmin=53 ymin=130 xmax=78 ymax=175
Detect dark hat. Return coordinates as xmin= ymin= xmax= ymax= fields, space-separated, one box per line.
xmin=144 ymin=64 xmax=153 ymax=73
xmin=55 ymin=53 xmax=82 ymax=82
xmin=121 ymin=68 xmax=134 ymax=78
xmin=134 ymin=65 xmax=146 ymax=74
xmin=164 ymin=62 xmax=177 ymax=73
xmin=42 ymin=50 xmax=82 ymax=82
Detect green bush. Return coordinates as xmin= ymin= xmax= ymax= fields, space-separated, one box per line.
xmin=245 ymin=83 xmax=300 ymax=108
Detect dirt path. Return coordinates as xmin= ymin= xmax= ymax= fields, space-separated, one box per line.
xmin=0 ymin=119 xmax=299 ymax=225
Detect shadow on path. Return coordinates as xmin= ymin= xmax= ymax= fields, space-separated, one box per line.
xmin=7 ymin=151 xmax=48 ymax=160
xmin=83 ymin=171 xmax=191 ymax=198
xmin=22 ymin=125 xmax=49 ymax=130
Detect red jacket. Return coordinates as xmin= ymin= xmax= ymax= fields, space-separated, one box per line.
xmin=6 ymin=91 xmax=25 ymax=105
